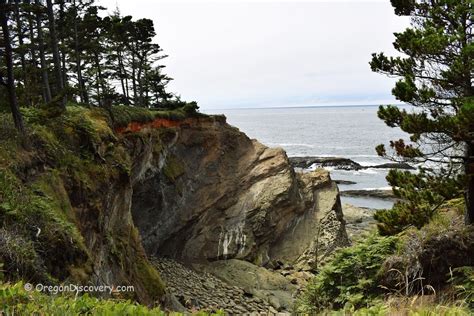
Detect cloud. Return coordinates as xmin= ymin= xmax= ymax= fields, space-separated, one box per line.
xmin=97 ymin=0 xmax=409 ymax=109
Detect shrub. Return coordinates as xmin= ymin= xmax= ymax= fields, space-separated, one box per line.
xmin=448 ymin=266 xmax=474 ymax=309
xmin=103 ymin=103 xmax=207 ymax=130
xmin=374 ymin=169 xmax=463 ymax=236
xmin=296 ymin=233 xmax=399 ymax=313
xmin=107 ymin=105 xmax=155 ymax=128
xmin=378 ymin=213 xmax=474 ymax=297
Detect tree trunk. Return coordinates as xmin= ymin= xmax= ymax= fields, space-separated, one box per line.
xmin=82 ymin=80 xmax=89 ymax=104
xmin=61 ymin=49 xmax=67 ymax=89
xmin=131 ymin=51 xmax=137 ymax=104
xmin=1 ymin=2 xmax=26 ymax=135
xmin=35 ymin=0 xmax=52 ymax=103
xmin=94 ymin=52 xmax=102 ymax=106
xmin=46 ymin=0 xmax=65 ymax=109
xmin=466 ymin=142 xmax=474 ymax=225
xmin=14 ymin=1 xmax=27 ymax=92
xmin=137 ymin=58 xmax=143 ymax=106
xmin=117 ymin=50 xmax=127 ymax=101
xmin=144 ymin=66 xmax=149 ymax=107
xmin=27 ymin=10 xmax=40 ymax=104
xmin=461 ymin=13 xmax=473 ymax=224
xmin=58 ymin=0 xmax=67 ymax=94
xmin=72 ymin=0 xmax=85 ymax=103
xmin=125 ymin=69 xmax=130 ymax=101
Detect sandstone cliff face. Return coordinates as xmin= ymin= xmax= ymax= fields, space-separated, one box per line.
xmin=127 ymin=115 xmax=349 ymax=269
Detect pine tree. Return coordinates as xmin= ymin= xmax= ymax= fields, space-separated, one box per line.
xmin=46 ymin=0 xmax=65 ymax=109
xmin=105 ymin=11 xmax=130 ymax=104
xmin=0 ymin=0 xmax=25 ymax=134
xmin=371 ymin=0 xmax=473 ymax=228
xmin=0 ymin=0 xmax=180 ymax=112
xmin=33 ymin=0 xmax=52 ymax=103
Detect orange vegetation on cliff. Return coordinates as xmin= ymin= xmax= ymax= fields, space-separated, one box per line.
xmin=115 ymin=117 xmax=194 ymax=134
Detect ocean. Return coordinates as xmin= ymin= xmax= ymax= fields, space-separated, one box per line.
xmin=204 ymin=105 xmax=409 ymax=209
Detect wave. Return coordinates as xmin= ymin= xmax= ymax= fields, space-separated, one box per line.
xmin=267 ymin=143 xmax=318 ymax=148
xmin=355 ymin=169 xmax=379 ymax=175
xmin=348 ymin=155 xmax=381 ymax=158
xmin=322 ymin=166 xmax=335 ymax=171
xmin=359 ymin=186 xmax=393 ymax=191
xmin=357 ymin=161 xmax=380 ymax=167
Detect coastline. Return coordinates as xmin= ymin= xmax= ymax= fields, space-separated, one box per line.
xmin=289 ymin=155 xmax=404 ymax=210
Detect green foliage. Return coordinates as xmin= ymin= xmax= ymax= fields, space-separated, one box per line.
xmin=321 ymin=302 xmax=389 ymax=315
xmin=0 ymin=168 xmax=90 ymax=283
xmin=0 ymin=105 xmax=177 ymax=300
xmin=1 ymin=0 xmax=198 ymax=130
xmin=448 ymin=266 xmax=474 ymax=309
xmin=375 ymin=169 xmax=463 ymax=235
xmin=371 ymin=0 xmax=474 ymax=224
xmin=108 ymin=105 xmax=155 ymax=128
xmin=106 ymin=103 xmax=203 ymax=129
xmin=163 ymin=155 xmax=185 ymax=182
xmin=0 ymin=282 xmax=165 ymax=315
xmin=296 ymin=233 xmax=400 ymax=313
xmin=375 ymin=212 xmax=474 ymax=307
xmin=0 ymin=281 xmax=227 ymax=315
xmin=297 ymin=224 xmax=473 ymax=314
xmin=316 ymin=302 xmax=472 ymax=315
xmin=407 ymin=305 xmax=472 ymax=316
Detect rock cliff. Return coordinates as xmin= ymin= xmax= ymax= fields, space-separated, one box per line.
xmin=0 ymin=107 xmax=349 ymax=310
xmin=127 ymin=115 xmax=349 ymax=270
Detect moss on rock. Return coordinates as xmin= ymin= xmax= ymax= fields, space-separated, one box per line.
xmin=0 ymin=104 xmax=192 ymax=305
xmin=163 ymin=155 xmax=185 ymax=182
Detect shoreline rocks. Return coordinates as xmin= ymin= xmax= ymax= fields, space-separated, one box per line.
xmin=335 ymin=180 xmax=357 ymax=185
xmin=289 ymin=156 xmax=415 ymax=171
xmin=340 ymin=189 xmax=397 ymax=200
xmin=290 ymin=156 xmax=363 ymax=170
xmin=372 ymin=162 xmax=414 ymax=170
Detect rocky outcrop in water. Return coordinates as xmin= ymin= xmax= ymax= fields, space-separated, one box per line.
xmin=340 ymin=189 xmax=397 ymax=200
xmin=290 ymin=156 xmax=363 ymax=170
xmin=289 ymin=156 xmax=414 ymax=170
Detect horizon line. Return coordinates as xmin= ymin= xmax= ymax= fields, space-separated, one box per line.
xmin=203 ymin=103 xmax=406 ymax=111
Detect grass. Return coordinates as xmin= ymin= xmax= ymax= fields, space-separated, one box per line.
xmin=0 ymin=282 xmax=166 ymax=315
xmin=107 ymin=103 xmax=206 ymax=129
xmin=328 ymin=301 xmax=472 ymax=316
xmin=296 ymin=233 xmax=400 ymax=313
xmin=0 ymin=281 xmax=227 ymax=315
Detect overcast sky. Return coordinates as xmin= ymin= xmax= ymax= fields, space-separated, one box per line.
xmin=96 ymin=0 xmax=409 ymax=110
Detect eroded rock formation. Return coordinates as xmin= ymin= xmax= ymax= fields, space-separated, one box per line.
xmin=127 ymin=115 xmax=349 ymax=270
xmin=0 ymin=109 xmax=349 ymax=311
